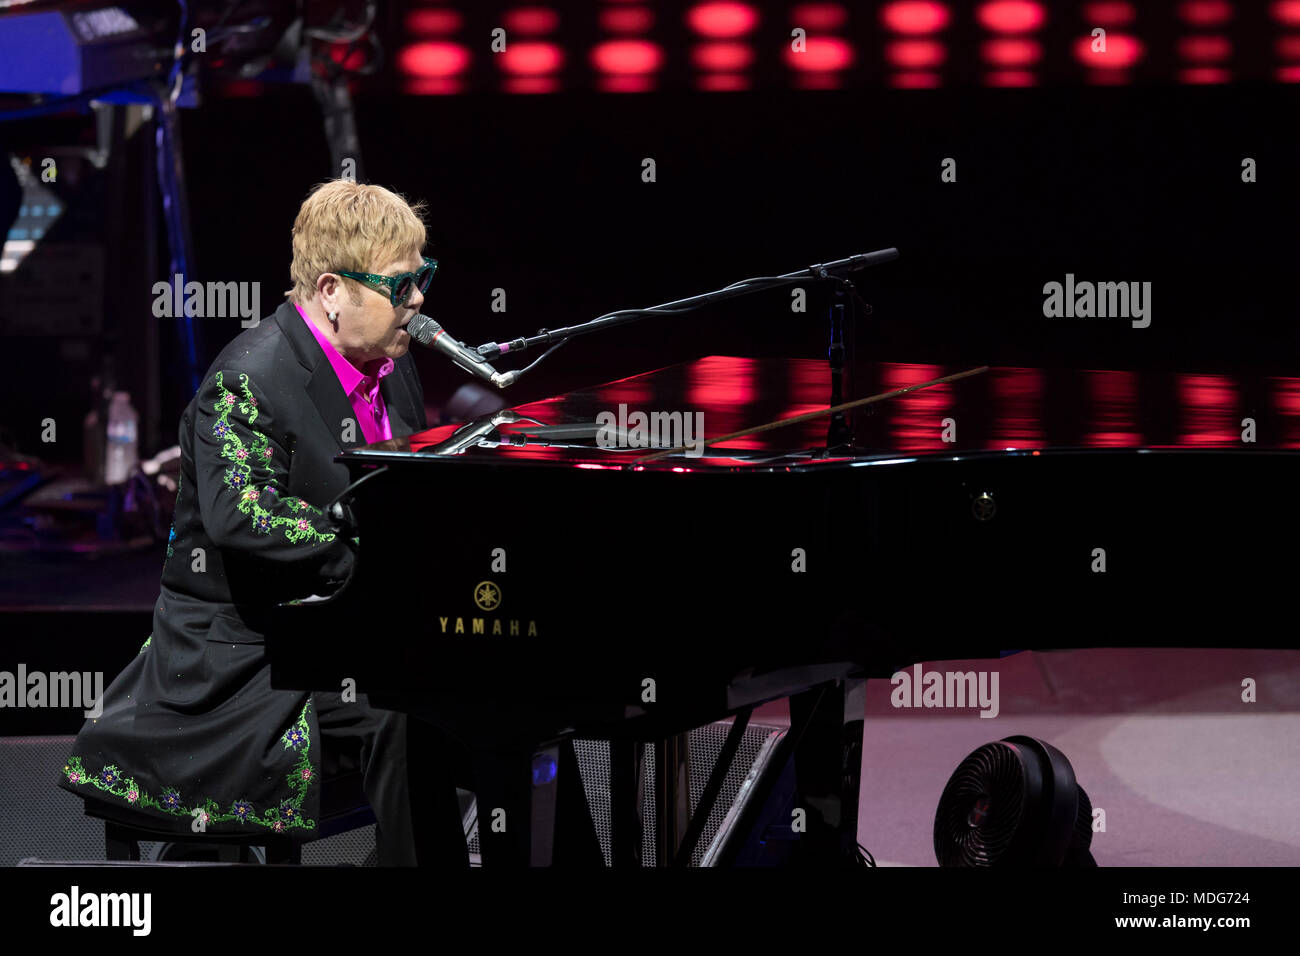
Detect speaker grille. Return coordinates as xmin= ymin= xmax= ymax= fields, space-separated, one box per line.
xmin=302 ymin=825 xmax=377 ymax=866
xmin=1 ymin=736 xmax=106 ymax=865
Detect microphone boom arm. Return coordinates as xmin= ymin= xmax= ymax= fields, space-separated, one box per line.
xmin=473 ymin=247 xmax=899 ymax=364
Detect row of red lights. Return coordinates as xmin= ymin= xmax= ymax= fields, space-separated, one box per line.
xmin=396 ymin=2 xmax=1300 ymax=93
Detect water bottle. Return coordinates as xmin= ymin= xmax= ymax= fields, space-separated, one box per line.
xmin=105 ymin=391 xmax=139 ymax=485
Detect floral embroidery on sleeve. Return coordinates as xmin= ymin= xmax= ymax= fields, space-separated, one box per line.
xmin=212 ymin=372 xmax=336 ymax=545
xmin=62 ymin=699 xmax=318 ymax=834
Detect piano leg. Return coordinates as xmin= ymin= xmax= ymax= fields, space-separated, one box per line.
xmin=405 ymin=717 xmax=472 ymax=868
xmin=788 ymin=678 xmax=866 ymax=864
xmin=552 ymin=738 xmax=605 ymax=866
xmin=653 ymin=733 xmax=692 ymax=866
xmin=609 ymin=739 xmax=645 ymax=867
xmin=472 ymin=741 xmax=604 ymax=867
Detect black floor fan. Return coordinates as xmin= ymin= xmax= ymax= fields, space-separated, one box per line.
xmin=934 ymin=735 xmax=1097 ymax=867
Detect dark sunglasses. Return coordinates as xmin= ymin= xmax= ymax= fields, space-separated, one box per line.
xmin=335 ymin=256 xmax=438 ymax=306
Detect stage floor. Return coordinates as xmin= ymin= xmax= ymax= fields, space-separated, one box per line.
xmin=788 ymin=648 xmax=1300 ymax=866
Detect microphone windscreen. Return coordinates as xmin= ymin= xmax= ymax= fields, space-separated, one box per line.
xmin=407 ymin=313 xmax=441 ymax=346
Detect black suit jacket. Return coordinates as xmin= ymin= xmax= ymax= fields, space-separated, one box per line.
xmin=58 ymin=301 xmax=427 ymax=838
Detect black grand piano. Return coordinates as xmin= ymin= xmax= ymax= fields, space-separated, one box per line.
xmin=267 ymin=352 xmax=1300 ymax=866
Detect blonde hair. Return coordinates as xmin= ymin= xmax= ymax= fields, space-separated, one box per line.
xmin=285 ymin=180 xmax=428 ymax=304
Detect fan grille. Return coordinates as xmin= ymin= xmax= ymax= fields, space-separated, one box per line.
xmin=934 ymin=741 xmax=1028 ymax=866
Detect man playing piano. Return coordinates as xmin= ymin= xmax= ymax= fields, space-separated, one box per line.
xmin=58 ymin=179 xmax=467 ymax=866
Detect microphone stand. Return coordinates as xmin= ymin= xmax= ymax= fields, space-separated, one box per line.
xmin=473 ymin=249 xmax=898 ymax=367
xmin=825 ymin=275 xmax=867 ymax=455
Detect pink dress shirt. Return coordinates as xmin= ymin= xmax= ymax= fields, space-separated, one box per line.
xmin=294 ymin=302 xmax=394 ymax=444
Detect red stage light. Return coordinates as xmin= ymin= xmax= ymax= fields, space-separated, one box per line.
xmin=504 ymin=76 xmax=560 ymax=94
xmin=686 ymin=2 xmax=760 ymax=38
xmin=889 ymin=71 xmax=942 ymax=88
xmin=1272 ymin=1 xmax=1300 ymax=25
xmin=1177 ymin=1 xmax=1233 ymax=26
xmin=794 ymin=73 xmax=843 ymax=89
xmin=977 ymin=1 xmax=1046 ymax=33
xmin=887 ymin=39 xmax=946 ymax=68
xmin=1177 ymin=35 xmax=1231 ymax=61
xmin=789 ymin=3 xmax=848 ymax=30
xmin=503 ymin=7 xmax=560 ymax=36
xmin=1179 ymin=66 xmax=1231 ymax=83
xmin=501 ymin=42 xmax=563 ymax=75
xmin=1278 ymin=35 xmax=1300 ymax=58
xmin=591 ymin=39 xmax=664 ymax=74
xmin=599 ymin=7 xmax=654 ymax=33
xmin=692 ymin=42 xmax=754 ymax=71
xmin=402 ymin=77 xmax=464 ymax=95
xmin=1073 ymin=34 xmax=1144 ymax=68
xmin=880 ymin=2 xmax=950 ymax=35
xmin=404 ymin=10 xmax=464 ymax=35
xmin=1082 ymin=2 xmax=1135 ymax=25
xmin=981 ymin=37 xmax=1041 ymax=66
xmin=1278 ymin=64 xmax=1300 ymax=81
xmin=398 ymin=42 xmax=471 ymax=77
xmin=697 ymin=73 xmax=751 ymax=90
xmin=784 ymin=36 xmax=855 ymax=71
xmin=598 ymin=75 xmax=656 ymax=92
xmin=985 ymin=69 xmax=1037 ymax=86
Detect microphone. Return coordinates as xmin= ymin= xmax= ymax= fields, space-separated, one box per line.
xmin=406 ymin=314 xmax=518 ymax=389
xmin=804 ymin=248 xmax=900 ymax=278
xmin=841 ymin=248 xmax=899 ymax=271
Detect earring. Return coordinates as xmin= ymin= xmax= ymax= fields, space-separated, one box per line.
xmin=328 ymin=311 xmax=337 ymax=321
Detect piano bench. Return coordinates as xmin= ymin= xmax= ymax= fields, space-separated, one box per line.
xmin=82 ymin=774 xmax=377 ymax=865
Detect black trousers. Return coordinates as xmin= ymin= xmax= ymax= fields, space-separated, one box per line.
xmin=314 ymin=691 xmax=469 ymax=867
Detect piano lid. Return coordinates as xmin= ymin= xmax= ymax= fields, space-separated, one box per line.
xmin=345 ymin=355 xmax=1300 ymax=470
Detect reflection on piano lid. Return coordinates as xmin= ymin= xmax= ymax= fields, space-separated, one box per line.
xmin=356 ymin=356 xmax=1300 ymax=468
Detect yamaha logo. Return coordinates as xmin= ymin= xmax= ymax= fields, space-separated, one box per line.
xmin=437 ymin=580 xmax=537 ymax=636
xmin=474 ymin=580 xmax=502 ymax=611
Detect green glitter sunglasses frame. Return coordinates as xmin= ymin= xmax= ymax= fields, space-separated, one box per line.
xmin=335 ymin=256 xmax=438 ymax=306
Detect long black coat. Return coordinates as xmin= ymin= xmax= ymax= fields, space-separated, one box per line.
xmin=58 ymin=301 xmax=427 ymax=839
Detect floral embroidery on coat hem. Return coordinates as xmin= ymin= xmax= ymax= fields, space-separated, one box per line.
xmin=62 ymin=698 xmax=318 ymax=833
